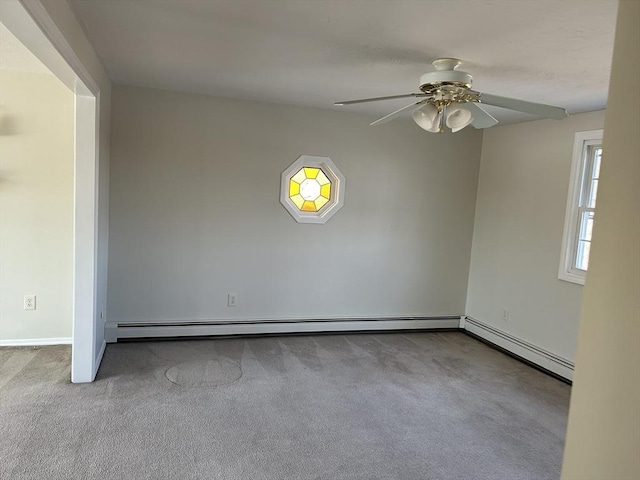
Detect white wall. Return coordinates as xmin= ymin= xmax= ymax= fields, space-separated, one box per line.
xmin=108 ymin=85 xmax=483 ymax=325
xmin=466 ymin=109 xmax=605 ymax=362
xmin=0 ymin=69 xmax=74 ymax=343
xmin=562 ymin=0 xmax=640 ymax=477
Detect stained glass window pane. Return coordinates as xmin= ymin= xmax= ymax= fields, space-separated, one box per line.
xmin=281 ymin=156 xmax=344 ymax=222
xmin=300 ymin=179 xmax=321 ymax=201
xmin=291 ymin=168 xmax=307 ymax=184
xmin=290 ymin=194 xmax=305 ymax=209
xmin=303 ymin=167 xmax=320 ymax=179
xmin=289 ymin=180 xmax=300 ymax=196
xmin=288 ymin=166 xmax=334 ymax=212
xmin=316 ymin=170 xmax=330 ymax=185
xmin=301 ymin=200 xmax=317 ymax=212
xmin=314 ymin=196 xmax=329 ymax=210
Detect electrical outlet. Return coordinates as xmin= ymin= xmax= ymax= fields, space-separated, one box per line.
xmin=24 ymin=295 xmax=36 ymax=310
xmin=502 ymin=307 xmax=509 ymax=322
xmin=228 ymin=293 xmax=237 ymax=307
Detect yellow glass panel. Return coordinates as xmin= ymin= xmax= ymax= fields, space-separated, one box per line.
xmin=316 ymin=170 xmax=330 ymax=186
xmin=303 ymin=167 xmax=319 ymax=179
xmin=320 ymin=183 xmax=331 ymax=199
xmin=291 ymin=168 xmax=306 ymax=184
xmin=289 ymin=179 xmax=300 ymax=196
xmin=314 ymin=196 xmax=329 ymax=210
xmin=301 ymin=200 xmax=317 ymax=212
xmin=290 ymin=194 xmax=305 ymax=209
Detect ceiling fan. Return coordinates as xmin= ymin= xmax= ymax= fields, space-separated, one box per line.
xmin=334 ymin=58 xmax=568 ymax=133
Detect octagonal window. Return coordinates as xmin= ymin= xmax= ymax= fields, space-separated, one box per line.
xmin=280 ymin=156 xmax=345 ymax=224
xmin=289 ymin=167 xmax=331 ymax=212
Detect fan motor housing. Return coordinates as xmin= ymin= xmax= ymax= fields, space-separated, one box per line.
xmin=419 ymin=70 xmax=473 ymax=92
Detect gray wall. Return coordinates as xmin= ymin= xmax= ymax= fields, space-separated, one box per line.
xmin=108 ymin=85 xmax=482 ymax=324
xmin=466 ymin=110 xmax=605 ymax=362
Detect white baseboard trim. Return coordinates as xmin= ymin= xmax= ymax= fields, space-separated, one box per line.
xmin=0 ymin=337 xmax=73 ymax=347
xmin=462 ymin=316 xmax=574 ymax=381
xmin=112 ymin=316 xmax=461 ymax=340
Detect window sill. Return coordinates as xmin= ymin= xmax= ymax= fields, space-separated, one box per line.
xmin=558 ymin=270 xmax=586 ymax=286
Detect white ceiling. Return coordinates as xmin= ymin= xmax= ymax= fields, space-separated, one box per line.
xmin=0 ymin=23 xmax=52 ymax=75
xmin=69 ymin=0 xmax=618 ymax=124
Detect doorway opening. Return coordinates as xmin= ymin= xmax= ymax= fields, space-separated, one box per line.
xmin=1 ymin=0 xmax=103 ymax=382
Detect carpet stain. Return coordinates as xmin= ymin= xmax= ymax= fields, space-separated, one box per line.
xmin=165 ymin=359 xmax=242 ymax=387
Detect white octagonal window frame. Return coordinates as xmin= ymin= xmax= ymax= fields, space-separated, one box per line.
xmin=280 ymin=155 xmax=345 ymax=224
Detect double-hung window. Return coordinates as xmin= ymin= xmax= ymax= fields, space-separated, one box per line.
xmin=559 ymin=129 xmax=603 ymax=285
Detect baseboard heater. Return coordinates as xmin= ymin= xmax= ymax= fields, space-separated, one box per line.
xmin=462 ymin=316 xmax=574 ymax=382
xmin=107 ymin=315 xmax=574 ymax=382
xmin=107 ymin=316 xmax=461 ymax=342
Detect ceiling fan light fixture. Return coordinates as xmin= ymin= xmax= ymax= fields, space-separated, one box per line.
xmin=446 ymin=105 xmax=473 ymax=132
xmin=336 ymin=58 xmax=569 ymax=131
xmin=411 ymin=103 xmax=441 ymax=132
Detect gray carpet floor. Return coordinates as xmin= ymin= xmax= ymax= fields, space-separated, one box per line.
xmin=0 ymin=332 xmax=570 ymax=479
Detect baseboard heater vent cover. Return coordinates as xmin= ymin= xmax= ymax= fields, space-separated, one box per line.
xmin=108 ymin=316 xmax=462 ymax=342
xmin=462 ymin=316 xmax=574 ymax=381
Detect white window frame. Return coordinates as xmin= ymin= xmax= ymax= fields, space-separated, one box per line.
xmin=559 ymin=129 xmax=603 ymax=285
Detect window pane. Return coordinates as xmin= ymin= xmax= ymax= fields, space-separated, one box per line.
xmin=316 ymin=169 xmax=330 ymax=186
xmin=588 ymin=179 xmax=598 ymax=208
xmin=303 ymin=167 xmax=319 ymax=179
xmin=593 ymin=148 xmax=602 ymax=177
xmin=290 ymin=194 xmax=305 ymax=209
xmin=301 ymin=200 xmax=317 ymax=212
xmin=575 ymin=240 xmax=591 ymax=271
xmin=584 ymin=146 xmax=602 ymax=208
xmin=314 ymin=196 xmax=329 ymax=210
xmin=561 ymin=131 xmax=603 ymax=282
xmin=300 ymin=178 xmax=321 ymax=201
xmin=289 ymin=179 xmax=300 ymax=196
xmin=579 ymin=211 xmax=595 ymax=241
xmin=586 ymin=215 xmax=594 ymax=241
xmin=291 ymin=168 xmax=306 ymax=184
xmin=320 ymin=183 xmax=331 ymax=199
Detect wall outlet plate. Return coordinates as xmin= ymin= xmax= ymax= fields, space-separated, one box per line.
xmin=24 ymin=294 xmax=36 ymax=310
xmin=228 ymin=293 xmax=237 ymax=307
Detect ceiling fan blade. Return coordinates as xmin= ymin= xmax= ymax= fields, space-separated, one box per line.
xmin=370 ymin=100 xmax=427 ymax=126
xmin=464 ymin=102 xmax=499 ymax=129
xmin=478 ymin=92 xmax=568 ymax=120
xmin=335 ymin=93 xmax=427 ymax=106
